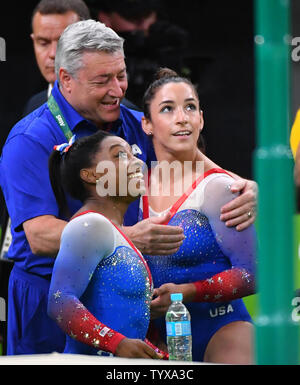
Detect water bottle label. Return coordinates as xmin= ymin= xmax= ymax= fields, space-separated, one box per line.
xmin=166 ymin=321 xmax=191 ymax=337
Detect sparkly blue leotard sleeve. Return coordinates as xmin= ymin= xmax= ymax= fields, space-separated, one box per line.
xmin=47 ymin=211 xmax=153 ymax=355
xmin=142 ymin=170 xmax=256 ymax=298
xmin=192 ymin=172 xmax=256 ymax=301
xmin=141 ymin=169 xmax=257 ymax=361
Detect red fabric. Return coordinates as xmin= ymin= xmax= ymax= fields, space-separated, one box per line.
xmin=193 ymin=268 xmax=255 ymax=302
xmin=60 ymin=299 xmax=126 ymax=354
xmin=142 ymin=168 xmax=231 ymax=223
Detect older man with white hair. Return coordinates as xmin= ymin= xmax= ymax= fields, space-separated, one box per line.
xmin=0 ymin=19 xmax=256 ymax=355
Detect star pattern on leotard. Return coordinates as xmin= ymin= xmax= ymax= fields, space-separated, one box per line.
xmin=53 ymin=290 xmax=62 ymax=299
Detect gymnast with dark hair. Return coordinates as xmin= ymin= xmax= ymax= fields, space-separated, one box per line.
xmin=47 ymin=130 xmax=166 ymax=358
xmin=1 ymin=18 xmax=256 ymax=356
xmin=140 ymin=68 xmax=257 ymax=364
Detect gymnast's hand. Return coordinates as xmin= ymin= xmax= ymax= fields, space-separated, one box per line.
xmin=220 ymin=178 xmax=257 ymax=231
xmin=122 ymin=212 xmax=185 ymax=255
xmin=115 ymin=338 xmax=163 ymax=359
xmin=150 ymin=283 xmax=195 ymax=319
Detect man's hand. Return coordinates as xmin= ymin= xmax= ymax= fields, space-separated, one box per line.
xmin=220 ymin=178 xmax=258 ymax=231
xmin=23 ymin=215 xmax=67 ymax=256
xmin=122 ymin=212 xmax=185 ymax=255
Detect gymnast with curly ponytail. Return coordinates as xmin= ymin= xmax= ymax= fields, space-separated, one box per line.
xmin=47 ymin=130 xmax=168 ymax=359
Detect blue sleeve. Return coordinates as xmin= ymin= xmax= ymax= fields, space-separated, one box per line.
xmin=47 ymin=213 xmax=128 ymax=352
xmin=201 ymin=174 xmax=256 ymax=275
xmin=193 ymin=174 xmax=257 ymax=302
xmin=48 ymin=213 xmax=115 ymax=307
xmin=0 ymin=133 xmax=59 ymax=230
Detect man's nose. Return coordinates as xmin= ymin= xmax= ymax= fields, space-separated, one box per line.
xmin=48 ymin=41 xmax=57 ymax=60
xmin=108 ymin=77 xmax=126 ymax=98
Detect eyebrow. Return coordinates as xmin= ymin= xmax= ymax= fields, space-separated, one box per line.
xmin=158 ymin=97 xmax=196 ymax=106
xmin=35 ymin=36 xmax=51 ymax=42
xmin=109 ymin=143 xmax=131 ymax=152
xmin=109 ymin=144 xmax=125 ymax=150
xmin=91 ymin=67 xmax=127 ymax=81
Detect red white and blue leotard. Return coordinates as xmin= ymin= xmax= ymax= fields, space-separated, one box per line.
xmin=140 ymin=168 xmax=256 ymax=362
xmin=47 ymin=211 xmax=153 ymax=356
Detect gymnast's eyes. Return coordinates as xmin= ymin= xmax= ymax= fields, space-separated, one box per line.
xmin=160 ymin=103 xmax=197 ymax=114
xmin=186 ymin=103 xmax=197 ymax=111
xmin=116 ymin=151 xmax=128 ymax=159
xmin=160 ymin=105 xmax=173 ymax=113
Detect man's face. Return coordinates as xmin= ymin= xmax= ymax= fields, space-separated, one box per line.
xmin=31 ymin=11 xmax=80 ymax=84
xmin=60 ymin=50 xmax=128 ymax=127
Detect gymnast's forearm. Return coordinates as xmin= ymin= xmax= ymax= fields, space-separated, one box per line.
xmin=192 ymin=268 xmax=255 ymax=302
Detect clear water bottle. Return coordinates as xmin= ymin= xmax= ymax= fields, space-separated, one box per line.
xmin=165 ymin=293 xmax=192 ymax=361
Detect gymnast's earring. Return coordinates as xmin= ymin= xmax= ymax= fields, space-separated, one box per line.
xmin=147 ymin=131 xmax=153 ymax=136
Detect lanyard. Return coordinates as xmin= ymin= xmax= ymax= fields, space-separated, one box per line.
xmin=47 ymin=94 xmax=73 ymax=141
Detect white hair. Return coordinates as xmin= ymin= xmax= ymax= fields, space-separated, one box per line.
xmin=55 ymin=19 xmax=124 ymax=82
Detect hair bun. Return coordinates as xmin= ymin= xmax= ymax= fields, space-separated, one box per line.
xmin=154 ymin=67 xmax=178 ymax=81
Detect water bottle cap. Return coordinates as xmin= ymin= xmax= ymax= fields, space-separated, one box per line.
xmin=170 ymin=293 xmax=183 ymax=302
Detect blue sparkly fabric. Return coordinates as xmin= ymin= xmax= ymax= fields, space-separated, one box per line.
xmin=48 ymin=212 xmax=153 ymax=355
xmin=142 ymin=172 xmax=256 ymax=361
xmin=147 ymin=209 xmax=231 ymax=287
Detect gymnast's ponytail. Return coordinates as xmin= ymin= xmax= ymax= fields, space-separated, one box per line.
xmin=48 ymin=146 xmax=71 ymax=219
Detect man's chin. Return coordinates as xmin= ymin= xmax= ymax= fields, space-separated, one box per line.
xmin=44 ymin=72 xmax=56 ymax=85
xmin=101 ymin=106 xmax=121 ymax=122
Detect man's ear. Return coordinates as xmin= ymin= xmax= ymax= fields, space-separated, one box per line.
xmin=59 ymin=68 xmax=73 ymax=93
xmin=141 ymin=116 xmax=153 ymax=136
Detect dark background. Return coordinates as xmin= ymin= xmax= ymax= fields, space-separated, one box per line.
xmin=0 ymin=0 xmax=299 ymax=179
xmin=0 ymin=0 xmax=255 ymax=179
